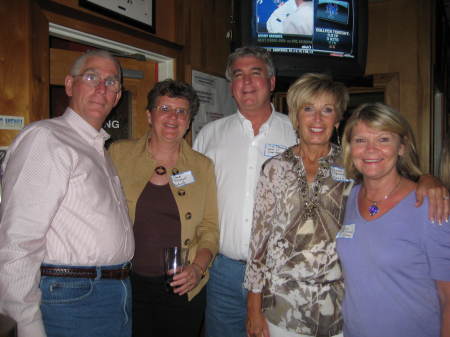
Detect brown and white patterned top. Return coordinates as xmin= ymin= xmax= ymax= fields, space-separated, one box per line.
xmin=244 ymin=144 xmax=353 ymax=337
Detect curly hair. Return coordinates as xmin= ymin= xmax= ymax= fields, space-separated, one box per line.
xmin=146 ymin=79 xmax=200 ymax=118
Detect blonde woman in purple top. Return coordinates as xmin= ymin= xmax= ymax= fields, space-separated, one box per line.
xmin=338 ymin=102 xmax=450 ymax=337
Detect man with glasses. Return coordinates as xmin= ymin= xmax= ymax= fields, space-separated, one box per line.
xmin=0 ymin=50 xmax=134 ymax=337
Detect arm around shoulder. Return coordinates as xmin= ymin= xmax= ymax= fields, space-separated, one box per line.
xmin=416 ymin=174 xmax=450 ymax=224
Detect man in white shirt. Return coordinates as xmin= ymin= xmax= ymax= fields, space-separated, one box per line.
xmin=0 ymin=50 xmax=134 ymax=337
xmin=193 ymin=46 xmax=297 ymax=337
xmin=267 ymin=0 xmax=313 ymax=34
xmin=283 ymin=0 xmax=314 ymax=35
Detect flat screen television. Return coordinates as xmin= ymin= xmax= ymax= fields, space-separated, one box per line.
xmin=233 ymin=0 xmax=368 ymax=82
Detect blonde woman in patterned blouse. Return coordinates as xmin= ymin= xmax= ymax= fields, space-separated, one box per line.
xmin=244 ymin=73 xmax=450 ymax=337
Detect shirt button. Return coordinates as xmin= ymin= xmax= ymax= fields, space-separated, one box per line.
xmin=172 ymin=168 xmax=179 ymax=175
xmin=184 ymin=238 xmax=191 ymax=246
xmin=185 ymin=212 xmax=192 ymax=220
xmin=178 ymin=189 xmax=186 ymax=196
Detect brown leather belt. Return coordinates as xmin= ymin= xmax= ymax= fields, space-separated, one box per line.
xmin=40 ymin=264 xmax=131 ymax=280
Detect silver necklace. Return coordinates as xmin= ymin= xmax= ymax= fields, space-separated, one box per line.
xmin=364 ymin=178 xmax=401 ymax=216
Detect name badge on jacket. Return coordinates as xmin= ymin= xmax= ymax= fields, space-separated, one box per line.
xmin=171 ymin=171 xmax=195 ymax=187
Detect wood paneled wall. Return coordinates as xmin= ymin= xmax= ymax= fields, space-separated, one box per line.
xmin=38 ymin=0 xmax=232 ymax=81
xmin=0 ymin=0 xmax=232 ymax=147
xmin=366 ymin=0 xmax=432 ymax=171
xmin=0 ymin=1 xmax=49 ymax=146
xmin=182 ymin=0 xmax=233 ymax=78
xmin=0 ymin=0 xmax=437 ymax=170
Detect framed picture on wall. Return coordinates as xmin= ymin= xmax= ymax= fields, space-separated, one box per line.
xmin=79 ymin=0 xmax=155 ymax=33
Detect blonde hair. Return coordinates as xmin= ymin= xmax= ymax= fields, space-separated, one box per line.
xmin=439 ymin=133 xmax=450 ymax=190
xmin=286 ymin=73 xmax=349 ymax=131
xmin=342 ymin=102 xmax=422 ymax=182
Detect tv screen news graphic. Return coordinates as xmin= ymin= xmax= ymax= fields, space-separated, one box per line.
xmin=234 ymin=0 xmax=368 ymax=79
xmin=255 ymin=0 xmax=356 ymax=58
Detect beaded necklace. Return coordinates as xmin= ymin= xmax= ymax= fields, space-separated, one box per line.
xmin=293 ymin=150 xmax=327 ymax=222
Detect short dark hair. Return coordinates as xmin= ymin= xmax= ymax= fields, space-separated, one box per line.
xmin=146 ymin=79 xmax=200 ymax=118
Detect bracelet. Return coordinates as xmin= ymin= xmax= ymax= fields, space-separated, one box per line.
xmin=191 ymin=262 xmax=206 ymax=278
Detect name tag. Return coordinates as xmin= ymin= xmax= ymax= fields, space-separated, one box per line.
xmin=264 ymin=144 xmax=287 ymax=157
xmin=331 ymin=165 xmax=352 ymax=182
xmin=171 ymin=171 xmax=195 ymax=188
xmin=336 ymin=224 xmax=355 ymax=239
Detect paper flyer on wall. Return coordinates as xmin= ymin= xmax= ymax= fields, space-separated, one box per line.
xmin=191 ymin=70 xmax=236 ymax=141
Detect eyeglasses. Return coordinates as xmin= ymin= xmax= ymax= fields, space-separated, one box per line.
xmin=74 ymin=71 xmax=121 ymax=93
xmin=153 ymin=105 xmax=190 ymax=120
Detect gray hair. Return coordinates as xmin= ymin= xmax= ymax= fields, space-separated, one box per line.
xmin=225 ymin=46 xmax=275 ymax=81
xmin=70 ymin=49 xmax=122 ymax=82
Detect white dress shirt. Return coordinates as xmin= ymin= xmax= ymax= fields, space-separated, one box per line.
xmin=282 ymin=2 xmax=314 ymax=35
xmin=267 ymin=0 xmax=299 ymax=33
xmin=193 ymin=107 xmax=296 ymax=260
xmin=0 ymin=108 xmax=134 ymax=337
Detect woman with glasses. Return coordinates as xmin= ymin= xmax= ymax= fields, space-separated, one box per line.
xmin=109 ymin=79 xmax=219 ymax=337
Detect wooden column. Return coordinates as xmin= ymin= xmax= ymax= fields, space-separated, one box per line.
xmin=0 ymin=0 xmax=49 ymax=146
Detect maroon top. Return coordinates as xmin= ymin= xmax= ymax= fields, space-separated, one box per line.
xmin=132 ymin=182 xmax=181 ymax=276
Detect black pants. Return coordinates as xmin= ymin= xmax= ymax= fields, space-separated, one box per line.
xmin=131 ymin=272 xmax=206 ymax=337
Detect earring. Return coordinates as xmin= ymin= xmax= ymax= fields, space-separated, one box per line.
xmin=334 ymin=127 xmax=341 ymax=147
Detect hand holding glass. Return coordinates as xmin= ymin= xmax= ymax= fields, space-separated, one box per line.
xmin=164 ymin=247 xmax=188 ymax=292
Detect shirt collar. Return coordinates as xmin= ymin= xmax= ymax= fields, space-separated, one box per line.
xmin=63 ymin=108 xmax=110 ymax=153
xmin=236 ymin=104 xmax=276 ymax=136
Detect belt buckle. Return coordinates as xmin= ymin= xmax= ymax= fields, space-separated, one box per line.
xmin=118 ymin=268 xmax=127 ymax=279
xmin=119 ymin=263 xmax=130 ymax=279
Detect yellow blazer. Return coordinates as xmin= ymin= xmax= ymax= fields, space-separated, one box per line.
xmin=109 ymin=132 xmax=219 ymax=300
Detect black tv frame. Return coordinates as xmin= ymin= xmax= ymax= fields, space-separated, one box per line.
xmin=232 ymin=0 xmax=368 ymax=83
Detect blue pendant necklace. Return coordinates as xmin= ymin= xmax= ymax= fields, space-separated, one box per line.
xmin=364 ymin=178 xmax=401 ymax=216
